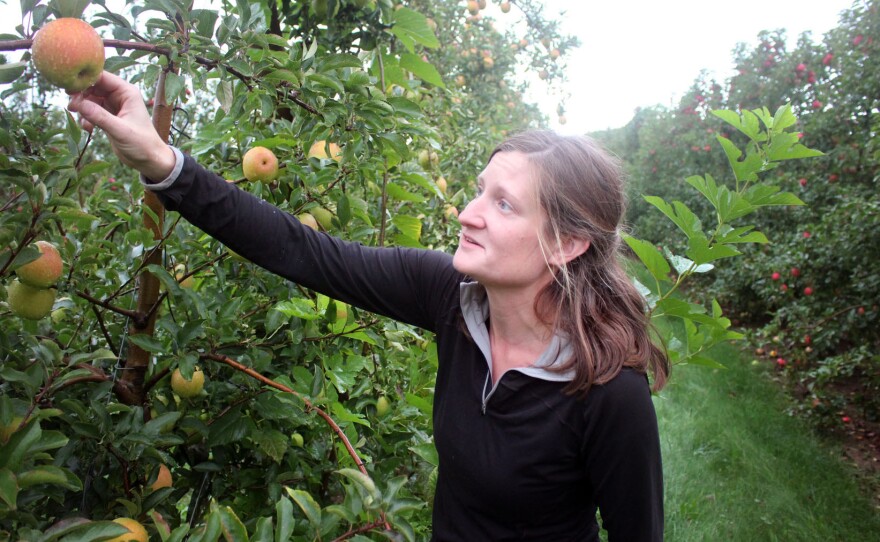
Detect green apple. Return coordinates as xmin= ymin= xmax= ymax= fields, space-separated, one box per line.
xmin=376 ymin=395 xmax=391 ymax=417
xmin=290 ymin=432 xmax=304 ymax=447
xmin=171 ymin=368 xmax=205 ymax=398
xmin=310 ymin=207 xmax=334 ymax=230
xmin=32 ymin=18 xmax=105 ymax=93
xmin=16 ymin=240 xmax=63 ymax=288
xmin=242 ymin=146 xmax=279 ymax=183
xmin=7 ymin=279 xmax=56 ymax=320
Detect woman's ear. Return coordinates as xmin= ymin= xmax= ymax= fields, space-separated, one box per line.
xmin=548 ymin=237 xmax=590 ymax=266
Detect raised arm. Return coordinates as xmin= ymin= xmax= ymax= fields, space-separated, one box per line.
xmin=68 ymin=71 xmax=461 ymax=331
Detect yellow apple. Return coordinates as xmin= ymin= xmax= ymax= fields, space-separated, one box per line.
xmin=106 ymin=518 xmax=148 ymax=542
xmin=298 ymin=213 xmax=320 ymax=230
xmin=7 ymin=279 xmax=56 ymax=320
xmin=149 ymin=464 xmax=172 ymax=491
xmin=16 ymin=240 xmax=63 ymax=288
xmin=242 ymin=146 xmax=279 ymax=183
xmin=435 ymin=177 xmax=448 ymax=195
xmin=32 ymin=18 xmax=105 ymax=93
xmin=171 ymin=368 xmax=205 ymax=398
xmin=308 ymin=140 xmax=342 ymax=161
xmin=173 ymin=264 xmax=194 ymax=289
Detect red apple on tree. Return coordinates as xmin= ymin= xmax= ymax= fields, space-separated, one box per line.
xmin=31 ymin=18 xmax=105 ymax=93
xmin=15 ymin=241 xmax=63 ymax=288
xmin=242 ymin=146 xmax=279 ymax=183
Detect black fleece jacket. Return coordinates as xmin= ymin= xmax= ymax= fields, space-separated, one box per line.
xmin=146 ymin=152 xmax=664 ymax=541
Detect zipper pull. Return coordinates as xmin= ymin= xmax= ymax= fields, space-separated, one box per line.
xmin=481 ymin=400 xmax=487 ymax=415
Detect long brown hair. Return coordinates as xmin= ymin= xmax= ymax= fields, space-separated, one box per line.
xmin=490 ymin=130 xmax=669 ymax=395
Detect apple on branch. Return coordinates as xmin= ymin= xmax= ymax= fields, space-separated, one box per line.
xmin=15 ymin=240 xmax=63 ymax=288
xmin=7 ymin=279 xmax=57 ymax=320
xmin=242 ymin=146 xmax=279 ymax=183
xmin=31 ymin=18 xmax=105 ymax=93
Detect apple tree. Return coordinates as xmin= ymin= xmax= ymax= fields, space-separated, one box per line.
xmin=0 ymin=0 xmax=583 ymax=539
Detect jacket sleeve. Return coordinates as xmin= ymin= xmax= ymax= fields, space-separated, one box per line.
xmin=149 ymin=153 xmax=461 ymax=332
xmin=581 ymin=370 xmax=664 ymax=541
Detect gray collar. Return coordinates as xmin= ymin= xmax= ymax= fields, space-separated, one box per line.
xmin=459 ymin=282 xmax=575 ymax=382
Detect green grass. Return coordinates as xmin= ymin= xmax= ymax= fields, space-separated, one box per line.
xmin=656 ymin=344 xmax=880 ymax=542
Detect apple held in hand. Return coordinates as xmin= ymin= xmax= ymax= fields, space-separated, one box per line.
xmin=242 ymin=146 xmax=279 ymax=183
xmin=16 ymin=241 xmax=63 ymax=288
xmin=7 ymin=279 xmax=57 ymax=320
xmin=32 ymin=18 xmax=105 ymax=93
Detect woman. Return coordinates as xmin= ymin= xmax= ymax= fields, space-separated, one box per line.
xmin=69 ymin=71 xmax=668 ymax=540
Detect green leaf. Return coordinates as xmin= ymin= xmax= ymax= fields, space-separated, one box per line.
xmin=399 ymin=53 xmax=445 ymax=88
xmin=273 ymin=298 xmax=319 ymax=320
xmin=686 ymin=235 xmax=741 ymax=265
xmin=716 ymin=136 xmax=764 ymax=183
xmin=685 ymin=355 xmax=728 ymax=369
xmin=391 ymin=215 xmax=422 ymax=242
xmin=77 ymin=160 xmax=111 ymax=179
xmin=336 ymin=468 xmax=380 ymax=500
xmin=208 ymin=406 xmax=255 ymax=447
xmin=275 ymin=497 xmax=295 ymax=542
xmin=0 ymin=468 xmax=18 ymax=509
xmin=127 ymin=334 xmax=165 ymax=353
xmin=306 ymin=73 xmax=345 ymax=95
xmin=716 ymin=225 xmax=769 ymax=245
xmin=390 ymin=8 xmax=439 ymax=53
xmin=320 ymin=54 xmax=363 ymax=71
xmin=54 ymin=520 xmax=130 ymax=542
xmin=264 ymin=69 xmax=300 ymax=86
xmin=622 ymin=234 xmax=670 ymax=281
xmin=643 ymin=196 xmax=703 ymax=239
xmin=253 ymin=517 xmax=273 ymax=542
xmin=251 ymin=429 xmax=288 ymax=463
xmin=18 ymin=465 xmax=81 ymax=490
xmin=409 ymin=442 xmax=438 ymax=466
xmin=330 ymin=402 xmax=370 ymax=427
xmin=386 ymin=182 xmax=425 ymax=203
xmin=0 ymin=62 xmax=27 ymax=84
xmin=216 ymin=505 xmax=249 ymax=542
xmin=0 ymin=419 xmax=40 ymax=470
xmin=163 ymin=72 xmax=186 ymax=102
xmin=285 ymin=488 xmax=322 ymax=530
xmin=665 ymin=252 xmax=714 ymax=275
xmin=744 ymin=185 xmax=805 ymax=207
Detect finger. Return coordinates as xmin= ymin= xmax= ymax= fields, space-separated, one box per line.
xmin=69 ymin=97 xmax=128 ymax=139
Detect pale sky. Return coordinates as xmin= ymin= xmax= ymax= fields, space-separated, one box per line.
xmin=0 ymin=0 xmax=856 ymax=133
xmin=545 ymin=0 xmax=855 ymax=133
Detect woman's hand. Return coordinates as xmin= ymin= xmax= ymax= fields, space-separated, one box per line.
xmin=67 ymin=71 xmax=176 ymax=182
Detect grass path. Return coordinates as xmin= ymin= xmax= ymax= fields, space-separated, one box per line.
xmin=655 ymin=344 xmax=880 ymax=541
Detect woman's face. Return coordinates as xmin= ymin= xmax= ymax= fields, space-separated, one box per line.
xmin=453 ymin=151 xmax=554 ymax=291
